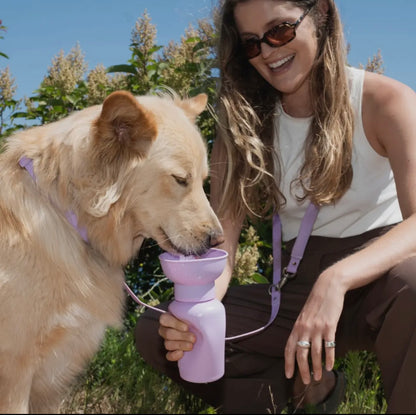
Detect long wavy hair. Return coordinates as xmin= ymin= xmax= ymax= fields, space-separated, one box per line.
xmin=214 ymin=0 xmax=354 ymax=220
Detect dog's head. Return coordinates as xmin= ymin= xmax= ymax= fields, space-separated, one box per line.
xmin=75 ymin=91 xmax=224 ymax=265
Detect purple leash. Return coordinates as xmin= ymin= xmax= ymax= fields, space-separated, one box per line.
xmin=225 ymin=203 xmax=319 ymax=341
xmin=19 ymin=156 xmax=319 ymax=337
xmin=126 ymin=202 xmax=320 ymax=331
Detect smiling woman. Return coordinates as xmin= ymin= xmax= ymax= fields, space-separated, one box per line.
xmin=135 ymin=0 xmax=416 ymax=413
xmin=238 ymin=2 xmax=315 ymax=59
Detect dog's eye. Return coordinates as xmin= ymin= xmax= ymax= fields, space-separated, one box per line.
xmin=172 ymin=175 xmax=188 ymax=187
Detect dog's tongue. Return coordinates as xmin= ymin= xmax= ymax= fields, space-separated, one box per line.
xmin=179 ymin=254 xmax=195 ymax=260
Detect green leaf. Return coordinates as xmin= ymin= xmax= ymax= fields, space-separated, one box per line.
xmin=158 ymin=62 xmax=169 ymax=71
xmin=251 ymin=273 xmax=270 ymax=284
xmin=185 ymin=36 xmax=201 ymax=43
xmin=148 ymin=45 xmax=163 ymax=54
xmin=10 ymin=111 xmax=29 ymax=119
xmin=66 ymin=95 xmax=77 ymax=105
xmin=107 ymin=64 xmax=137 ymax=75
xmin=147 ymin=69 xmax=156 ymax=79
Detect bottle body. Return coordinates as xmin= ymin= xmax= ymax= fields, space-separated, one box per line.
xmin=168 ymin=298 xmax=226 ymax=383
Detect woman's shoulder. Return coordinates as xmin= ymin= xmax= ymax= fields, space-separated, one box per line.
xmin=362 ymin=71 xmax=416 ymax=155
xmin=363 ymin=71 xmax=415 ymax=111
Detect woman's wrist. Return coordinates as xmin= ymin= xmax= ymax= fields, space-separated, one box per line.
xmin=318 ymin=263 xmax=351 ymax=296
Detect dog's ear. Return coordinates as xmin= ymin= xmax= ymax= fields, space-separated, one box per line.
xmin=176 ymin=93 xmax=208 ymax=121
xmin=93 ymin=91 xmax=158 ymax=163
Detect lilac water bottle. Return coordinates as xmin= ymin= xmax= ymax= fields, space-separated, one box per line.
xmin=159 ymin=248 xmax=228 ymax=383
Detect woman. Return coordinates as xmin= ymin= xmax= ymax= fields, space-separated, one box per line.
xmin=135 ymin=0 xmax=416 ymax=413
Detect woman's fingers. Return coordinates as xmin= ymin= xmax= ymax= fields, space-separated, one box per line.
xmin=165 ymin=349 xmax=185 ymax=362
xmin=295 ymin=342 xmax=312 ymax=384
xmin=284 ymin=336 xmax=297 ymax=379
xmin=286 ymin=334 xmax=337 ymax=385
xmin=285 ymin=278 xmax=343 ymax=383
xmin=158 ymin=313 xmax=196 ymax=343
xmin=158 ymin=312 xmax=196 ymax=362
xmin=324 ymin=338 xmax=336 ymax=371
xmin=285 ymin=334 xmax=314 ymax=383
xmin=159 ymin=312 xmax=189 ymax=332
xmin=310 ymin=336 xmax=323 ymax=381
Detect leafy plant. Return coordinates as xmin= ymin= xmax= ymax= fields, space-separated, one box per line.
xmin=336 ymin=351 xmax=387 ymax=414
xmin=0 ymin=20 xmax=9 ymax=59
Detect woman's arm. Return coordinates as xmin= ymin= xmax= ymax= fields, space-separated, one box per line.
xmin=332 ymin=71 xmax=416 ymax=291
xmin=285 ymin=72 xmax=416 ymax=384
xmin=209 ymin=136 xmax=245 ymax=299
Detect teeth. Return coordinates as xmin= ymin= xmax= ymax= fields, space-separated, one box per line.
xmin=269 ymin=55 xmax=293 ymax=69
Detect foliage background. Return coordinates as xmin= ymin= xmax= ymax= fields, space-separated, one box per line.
xmin=0 ymin=10 xmax=386 ymax=414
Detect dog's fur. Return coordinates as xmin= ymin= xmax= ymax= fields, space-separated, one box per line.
xmin=0 ymin=90 xmax=223 ymax=413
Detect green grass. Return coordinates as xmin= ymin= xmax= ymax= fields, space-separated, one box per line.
xmin=60 ymin=327 xmax=386 ymax=414
xmin=336 ymin=350 xmax=387 ymax=414
xmin=59 ymin=327 xmax=214 ymax=414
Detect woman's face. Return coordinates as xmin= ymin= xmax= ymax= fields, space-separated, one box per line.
xmin=234 ymin=0 xmax=319 ymax=98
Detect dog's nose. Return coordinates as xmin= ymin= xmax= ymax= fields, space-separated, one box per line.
xmin=209 ymin=231 xmax=225 ymax=248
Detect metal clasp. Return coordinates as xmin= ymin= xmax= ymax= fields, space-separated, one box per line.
xmin=268 ymin=267 xmax=297 ymax=294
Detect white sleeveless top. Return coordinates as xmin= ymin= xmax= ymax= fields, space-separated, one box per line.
xmin=275 ymin=66 xmax=402 ymax=241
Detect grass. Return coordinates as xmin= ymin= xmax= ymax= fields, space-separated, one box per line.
xmin=59 ymin=324 xmax=387 ymax=414
xmin=336 ymin=350 xmax=387 ymax=414
xmin=59 ymin=327 xmax=213 ymax=414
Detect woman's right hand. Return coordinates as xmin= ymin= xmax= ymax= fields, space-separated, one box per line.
xmin=158 ymin=312 xmax=196 ymax=361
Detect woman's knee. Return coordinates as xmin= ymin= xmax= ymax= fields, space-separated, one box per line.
xmin=134 ymin=308 xmax=165 ymax=363
xmin=389 ymin=256 xmax=416 ymax=293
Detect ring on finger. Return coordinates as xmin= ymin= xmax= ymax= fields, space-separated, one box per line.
xmin=297 ymin=340 xmax=311 ymax=348
xmin=324 ymin=340 xmax=336 ymax=348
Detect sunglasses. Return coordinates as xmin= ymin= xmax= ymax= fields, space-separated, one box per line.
xmin=241 ymin=4 xmax=315 ymax=59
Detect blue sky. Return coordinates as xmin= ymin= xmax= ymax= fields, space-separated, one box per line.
xmin=1 ymin=0 xmax=415 ymax=101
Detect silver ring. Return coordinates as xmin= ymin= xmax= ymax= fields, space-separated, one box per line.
xmin=297 ymin=340 xmax=311 ymax=348
xmin=325 ymin=341 xmax=336 ymax=348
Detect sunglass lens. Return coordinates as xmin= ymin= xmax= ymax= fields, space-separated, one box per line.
xmin=243 ymin=39 xmax=261 ymax=59
xmin=266 ymin=25 xmax=295 ymax=46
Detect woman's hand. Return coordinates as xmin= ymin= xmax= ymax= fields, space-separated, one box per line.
xmin=158 ymin=312 xmax=196 ymax=361
xmin=284 ymin=271 xmax=346 ymax=384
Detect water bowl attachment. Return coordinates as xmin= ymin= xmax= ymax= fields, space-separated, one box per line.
xmin=159 ymin=248 xmax=228 ymax=286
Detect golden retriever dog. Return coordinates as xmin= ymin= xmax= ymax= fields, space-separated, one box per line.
xmin=0 ymin=90 xmax=223 ymax=413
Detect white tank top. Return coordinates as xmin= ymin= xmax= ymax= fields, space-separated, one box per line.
xmin=275 ymin=66 xmax=402 ymax=241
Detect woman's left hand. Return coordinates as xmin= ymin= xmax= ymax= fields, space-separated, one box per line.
xmin=284 ymin=271 xmax=346 ymax=384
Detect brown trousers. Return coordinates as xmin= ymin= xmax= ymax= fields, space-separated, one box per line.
xmin=134 ymin=225 xmax=416 ymax=413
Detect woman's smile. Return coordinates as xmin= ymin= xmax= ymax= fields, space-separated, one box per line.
xmin=268 ymin=53 xmax=295 ymax=71
xmin=234 ymin=0 xmax=318 ymax=99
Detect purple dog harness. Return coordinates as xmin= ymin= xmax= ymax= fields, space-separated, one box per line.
xmin=19 ymin=156 xmax=88 ymax=242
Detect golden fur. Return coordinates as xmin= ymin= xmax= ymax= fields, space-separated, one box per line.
xmin=0 ymin=91 xmax=223 ymax=413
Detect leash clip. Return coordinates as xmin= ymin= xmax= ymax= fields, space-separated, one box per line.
xmin=268 ymin=267 xmax=296 ymax=294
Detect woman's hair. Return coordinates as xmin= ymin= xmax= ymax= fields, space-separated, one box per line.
xmin=214 ymin=0 xmax=354 ymax=220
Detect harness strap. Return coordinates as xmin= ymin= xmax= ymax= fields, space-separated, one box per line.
xmin=19 ymin=156 xmax=166 ymax=310
xmin=19 ymin=156 xmax=89 ymax=242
